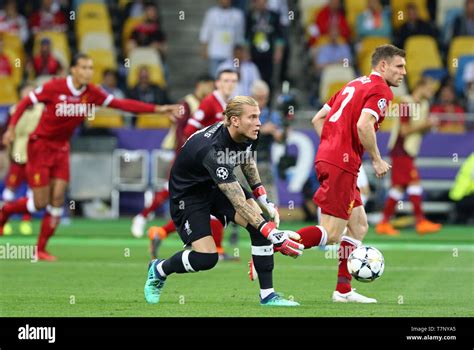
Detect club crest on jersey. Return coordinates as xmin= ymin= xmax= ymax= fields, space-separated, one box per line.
xmin=377 ymin=98 xmax=387 ymax=114
xmin=184 ymin=220 xmax=192 ymax=235
xmin=216 ymin=167 xmax=229 ymax=180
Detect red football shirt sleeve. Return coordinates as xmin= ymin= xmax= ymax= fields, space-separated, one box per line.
xmin=362 ymin=88 xmax=392 ymax=122
xmin=88 ymin=85 xmax=156 ymax=113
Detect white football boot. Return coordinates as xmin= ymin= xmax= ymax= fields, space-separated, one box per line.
xmin=131 ymin=214 xmax=147 ymax=238
xmin=332 ymin=289 xmax=377 ymax=303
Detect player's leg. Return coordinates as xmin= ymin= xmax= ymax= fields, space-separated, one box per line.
xmin=19 ymin=188 xmax=34 ymax=236
xmin=0 ymin=184 xmax=47 ymax=236
xmin=17 ymin=166 xmax=33 ymax=235
xmin=1 ymin=162 xmax=21 ymax=235
xmin=407 ymin=180 xmax=442 ymax=234
xmin=234 ymin=198 xmax=299 ymax=306
xmin=147 ymin=217 xmax=227 ymax=260
xmin=377 ymin=155 xmax=407 ymax=236
xmin=147 ymin=219 xmax=176 ymax=259
xmin=376 ymin=183 xmax=404 ymax=236
xmin=37 ymin=178 xmax=67 ymax=261
xmin=131 ymin=187 xmax=170 ymax=238
xmin=332 ymin=204 xmax=376 ymax=303
xmin=144 ymin=200 xmax=219 ymax=304
xmin=294 ymin=161 xmax=352 ymax=249
xmin=211 ymin=216 xmax=228 ymax=260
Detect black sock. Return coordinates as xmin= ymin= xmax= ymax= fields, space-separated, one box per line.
xmin=246 ymin=224 xmax=274 ymax=290
xmin=161 ymin=250 xmax=219 ymax=276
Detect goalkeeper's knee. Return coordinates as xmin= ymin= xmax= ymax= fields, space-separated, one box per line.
xmin=186 ymin=251 xmax=219 ymax=272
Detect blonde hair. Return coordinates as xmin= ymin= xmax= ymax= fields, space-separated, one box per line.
xmin=223 ymin=96 xmax=258 ymax=126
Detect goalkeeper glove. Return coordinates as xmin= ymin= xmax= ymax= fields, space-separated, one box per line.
xmin=259 ymin=222 xmax=304 ymax=258
xmin=253 ymin=185 xmax=280 ymax=227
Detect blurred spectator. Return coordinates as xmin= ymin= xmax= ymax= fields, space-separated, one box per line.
xmin=430 ymin=84 xmax=465 ymax=133
xmin=0 ymin=36 xmax=12 ymax=77
xmin=251 ymin=79 xmax=283 ymax=204
xmin=217 ymin=44 xmax=261 ymax=96
xmin=267 ymin=0 xmax=290 ymax=82
xmin=449 ymin=152 xmax=474 ymax=224
xmin=395 ymin=2 xmax=437 ymax=49
xmin=0 ymin=0 xmax=29 ymax=43
xmin=128 ymin=66 xmax=171 ymax=106
xmin=101 ymin=69 xmax=126 ymax=99
xmin=128 ymin=2 xmax=167 ymax=59
xmin=29 ymin=0 xmax=67 ymax=35
xmin=356 ymin=0 xmax=391 ymax=40
xmin=246 ymin=0 xmax=284 ymax=92
xmin=29 ymin=37 xmax=62 ymax=78
xmin=200 ymin=0 xmax=245 ymax=77
xmin=307 ymin=0 xmax=351 ymax=47
xmin=312 ymin=24 xmax=352 ymax=73
xmin=453 ymin=0 xmax=474 ymax=37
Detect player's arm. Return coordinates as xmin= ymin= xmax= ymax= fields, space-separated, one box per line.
xmin=241 ymin=158 xmax=280 ymax=227
xmin=106 ymin=97 xmax=180 ymax=121
xmin=3 ymin=83 xmax=50 ymax=146
xmin=203 ymin=149 xmax=302 ymax=256
xmin=400 ymin=119 xmax=435 ymax=136
xmin=218 ymin=181 xmax=302 ymax=257
xmin=398 ymin=103 xmax=435 ymax=136
xmin=311 ymin=106 xmax=330 ymax=137
xmin=92 ymin=86 xmax=180 ymax=121
xmin=313 ymin=91 xmax=339 ymax=137
xmin=356 ymin=112 xmax=391 ymax=178
xmin=218 ymin=181 xmax=266 ymax=228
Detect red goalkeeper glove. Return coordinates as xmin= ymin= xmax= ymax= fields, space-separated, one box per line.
xmin=260 ymin=222 xmax=304 ymax=258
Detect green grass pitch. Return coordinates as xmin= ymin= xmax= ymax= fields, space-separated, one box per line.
xmin=0 ymin=218 xmax=473 ymax=317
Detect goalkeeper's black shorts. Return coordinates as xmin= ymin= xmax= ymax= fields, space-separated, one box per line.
xmin=170 ymin=185 xmax=252 ymax=247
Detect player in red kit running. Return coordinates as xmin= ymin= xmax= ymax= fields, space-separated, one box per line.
xmin=136 ymin=69 xmax=240 ymax=259
xmin=249 ymin=45 xmax=406 ymax=302
xmin=0 ymin=53 xmax=179 ymax=261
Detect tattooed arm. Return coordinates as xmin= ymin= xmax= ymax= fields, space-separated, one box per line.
xmin=218 ymin=181 xmax=265 ymax=229
xmin=241 ymin=158 xmax=280 ymax=226
xmin=240 ymin=158 xmax=261 ymax=188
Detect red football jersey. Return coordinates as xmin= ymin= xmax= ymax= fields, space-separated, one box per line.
xmin=9 ymin=76 xmax=156 ymax=145
xmin=183 ymin=90 xmax=227 ymax=138
xmin=316 ymin=72 xmax=393 ymax=175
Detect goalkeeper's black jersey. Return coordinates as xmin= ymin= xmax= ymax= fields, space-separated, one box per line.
xmin=169 ymin=122 xmax=258 ymax=201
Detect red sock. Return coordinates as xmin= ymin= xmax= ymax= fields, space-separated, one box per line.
xmin=296 ymin=225 xmax=327 ymax=249
xmin=409 ymin=195 xmax=424 ymax=222
xmin=37 ymin=213 xmax=59 ymax=252
xmin=336 ymin=238 xmax=358 ymax=294
xmin=162 ymin=219 xmax=176 ymax=234
xmin=141 ymin=189 xmax=169 ymax=218
xmin=382 ymin=197 xmax=397 ymax=222
xmin=22 ymin=214 xmax=32 ymax=221
xmin=210 ymin=218 xmax=224 ymax=250
xmin=3 ymin=197 xmax=29 ymax=217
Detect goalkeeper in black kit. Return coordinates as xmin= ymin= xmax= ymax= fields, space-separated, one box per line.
xmin=143 ymin=96 xmax=304 ymax=306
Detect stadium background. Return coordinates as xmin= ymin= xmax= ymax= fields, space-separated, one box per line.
xmin=0 ymin=0 xmax=473 ymax=317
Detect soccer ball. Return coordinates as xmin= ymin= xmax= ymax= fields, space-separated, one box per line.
xmin=347 ymin=246 xmax=384 ymax=282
